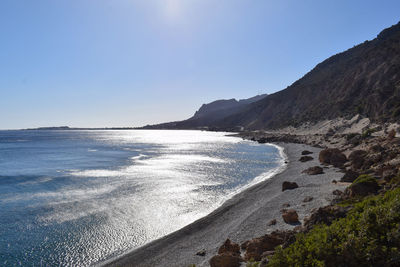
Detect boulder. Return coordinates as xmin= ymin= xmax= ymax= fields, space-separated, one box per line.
xmin=345 ymin=175 xmax=380 ymax=197
xmin=243 ymin=230 xmax=295 ymax=261
xmin=370 ymin=144 xmax=384 ymax=153
xmin=282 ymin=181 xmax=299 ymax=191
xmin=348 ymin=150 xmax=367 ymax=169
xmin=209 ymin=254 xmax=243 ymax=267
xmin=301 ymin=150 xmax=313 ymax=155
xmin=282 ymin=209 xmax=299 ymax=224
xmin=366 ymin=153 xmax=383 ymax=165
xmin=302 ymin=166 xmax=324 ymax=175
xmin=218 ymin=239 xmax=240 ymax=256
xmin=348 ymin=134 xmax=362 ymax=146
xmin=340 ymin=169 xmax=359 ymax=182
xmin=211 ymin=239 xmax=243 ymax=267
xmin=303 ymin=205 xmax=349 ymax=231
xmin=299 ymin=156 xmax=313 ymax=162
xmin=319 ymin=148 xmax=347 ymax=167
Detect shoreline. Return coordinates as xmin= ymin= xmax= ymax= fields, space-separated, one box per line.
xmin=100 ymin=142 xmax=346 ymax=267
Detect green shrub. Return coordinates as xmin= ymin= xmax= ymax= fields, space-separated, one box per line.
xmin=361 ymin=128 xmax=376 ymax=138
xmin=246 ymin=260 xmax=261 ymax=267
xmin=390 ymin=175 xmax=400 ymax=185
xmin=351 ymin=174 xmax=378 ymax=188
xmin=267 ymin=188 xmax=400 ymax=267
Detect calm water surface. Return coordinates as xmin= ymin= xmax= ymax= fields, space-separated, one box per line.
xmin=0 ymin=130 xmax=284 ymax=266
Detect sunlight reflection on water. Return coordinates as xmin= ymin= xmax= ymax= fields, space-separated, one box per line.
xmin=0 ymin=130 xmax=284 ymax=266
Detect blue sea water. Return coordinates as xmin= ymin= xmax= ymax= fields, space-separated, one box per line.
xmin=0 ymin=130 xmax=284 ymax=266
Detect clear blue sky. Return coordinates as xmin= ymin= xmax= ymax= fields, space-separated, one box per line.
xmin=1 ymin=0 xmax=399 ymax=129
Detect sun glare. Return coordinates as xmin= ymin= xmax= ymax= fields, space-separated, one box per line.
xmin=164 ymin=0 xmax=182 ymax=21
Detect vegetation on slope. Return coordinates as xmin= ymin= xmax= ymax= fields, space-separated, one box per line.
xmin=267 ymin=187 xmax=400 ymax=267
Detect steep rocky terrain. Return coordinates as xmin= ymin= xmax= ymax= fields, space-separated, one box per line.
xmin=219 ymin=21 xmax=400 ymax=130
xmin=144 ymin=22 xmax=400 ymax=131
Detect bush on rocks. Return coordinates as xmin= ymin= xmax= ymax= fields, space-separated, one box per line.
xmin=345 ymin=174 xmax=380 ymax=197
xmin=268 ymin=188 xmax=400 ymax=267
xmin=242 ymin=230 xmax=296 ymax=261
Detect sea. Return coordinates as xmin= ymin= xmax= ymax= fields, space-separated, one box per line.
xmin=0 ymin=130 xmax=284 ymax=266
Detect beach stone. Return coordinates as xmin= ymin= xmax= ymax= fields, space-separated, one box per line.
xmin=209 ymin=254 xmax=243 ymax=267
xmin=302 ymin=166 xmax=324 ymax=175
xmin=267 ymin=219 xmax=277 ymax=226
xmin=299 ymin=156 xmax=313 ymax=162
xmin=282 ymin=209 xmax=299 ymax=224
xmin=196 ymin=249 xmax=206 ymax=256
xmin=333 ymin=189 xmax=343 ymax=196
xmin=303 ymin=196 xmax=313 ymax=202
xmin=301 ymin=150 xmax=313 ymax=155
xmin=319 ymin=148 xmax=347 ymax=167
xmin=341 ymin=169 xmax=359 ymax=182
xmin=218 ymin=239 xmax=240 ymax=256
xmin=282 ymin=203 xmax=290 ymax=208
xmin=282 ymin=181 xmax=299 ymax=191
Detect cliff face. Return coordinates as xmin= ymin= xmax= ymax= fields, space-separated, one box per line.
xmin=219 ymin=22 xmax=400 ymax=130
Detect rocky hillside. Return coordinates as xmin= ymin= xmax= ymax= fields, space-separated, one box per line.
xmin=142 ymin=94 xmax=267 ymax=129
xmin=218 ymin=21 xmax=400 ymax=130
xmin=193 ymin=94 xmax=267 ymax=120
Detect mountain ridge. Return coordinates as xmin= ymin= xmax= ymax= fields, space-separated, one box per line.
xmin=217 ymin=21 xmax=400 ymax=130
xmin=144 ymin=21 xmax=400 ymax=131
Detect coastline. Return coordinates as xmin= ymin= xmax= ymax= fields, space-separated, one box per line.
xmin=100 ymin=142 xmax=346 ymax=267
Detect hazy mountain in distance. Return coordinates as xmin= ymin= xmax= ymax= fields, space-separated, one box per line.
xmin=142 ymin=94 xmax=267 ymax=129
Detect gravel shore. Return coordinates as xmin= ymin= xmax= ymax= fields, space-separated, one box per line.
xmin=100 ymin=143 xmax=346 ymax=267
